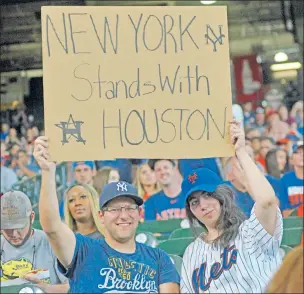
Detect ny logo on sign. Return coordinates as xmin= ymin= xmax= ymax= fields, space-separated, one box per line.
xmin=205 ymin=25 xmax=225 ymax=52
xmin=117 ymin=182 xmax=128 ymax=192
xmin=55 ymin=114 xmax=86 ymax=145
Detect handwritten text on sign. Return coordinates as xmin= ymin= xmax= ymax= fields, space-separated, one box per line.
xmin=41 ymin=6 xmax=234 ymax=161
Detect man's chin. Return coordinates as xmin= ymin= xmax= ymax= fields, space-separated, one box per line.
xmin=9 ymin=239 xmax=25 ymax=246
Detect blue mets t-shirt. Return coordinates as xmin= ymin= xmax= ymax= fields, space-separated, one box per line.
xmin=144 ymin=190 xmax=187 ymax=221
xmin=58 ymin=234 xmax=179 ymax=293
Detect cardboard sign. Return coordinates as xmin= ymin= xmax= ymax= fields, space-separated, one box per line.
xmin=41 ymin=6 xmax=234 ymax=161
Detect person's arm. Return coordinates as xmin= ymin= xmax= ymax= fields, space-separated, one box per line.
xmin=34 ymin=137 xmax=76 ymax=268
xmin=17 ymin=162 xmax=37 ymax=178
xmin=230 ymin=121 xmax=278 ymax=235
xmin=159 ymin=282 xmax=180 ymax=293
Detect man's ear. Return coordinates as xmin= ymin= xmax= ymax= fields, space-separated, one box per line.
xmin=31 ymin=211 xmax=35 ymax=224
xmin=98 ymin=210 xmax=105 ymax=224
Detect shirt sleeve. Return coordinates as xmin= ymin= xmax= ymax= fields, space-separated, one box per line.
xmin=278 ymin=179 xmax=292 ymax=210
xmin=239 ymin=204 xmax=283 ymax=258
xmin=157 ymin=249 xmax=180 ymax=285
xmin=143 ymin=198 xmax=156 ymax=221
xmin=57 ymin=233 xmax=93 ymax=279
xmin=180 ymin=244 xmax=196 ymax=294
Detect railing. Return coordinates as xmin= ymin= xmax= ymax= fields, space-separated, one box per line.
xmin=12 ymin=162 xmax=68 ymax=212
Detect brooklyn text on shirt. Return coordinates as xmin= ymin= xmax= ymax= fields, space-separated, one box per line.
xmin=97 ymin=256 xmax=157 ymax=292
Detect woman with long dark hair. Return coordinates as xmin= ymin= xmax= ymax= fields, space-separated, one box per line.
xmin=180 ymin=120 xmax=283 ymax=293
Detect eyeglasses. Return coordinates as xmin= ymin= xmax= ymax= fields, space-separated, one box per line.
xmin=102 ymin=204 xmax=139 ymax=215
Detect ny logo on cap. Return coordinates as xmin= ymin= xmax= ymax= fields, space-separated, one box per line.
xmin=188 ymin=172 xmax=198 ymax=184
xmin=117 ymin=182 xmax=127 ymax=192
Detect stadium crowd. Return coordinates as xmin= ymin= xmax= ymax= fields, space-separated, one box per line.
xmin=1 ymin=98 xmax=303 ymax=293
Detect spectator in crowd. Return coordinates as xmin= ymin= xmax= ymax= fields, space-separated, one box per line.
xmin=96 ymin=159 xmax=132 ymax=183
xmin=265 ymin=110 xmax=289 ymax=142
xmin=278 ymin=104 xmax=290 ymax=124
xmin=133 ymin=163 xmax=160 ymax=201
xmin=223 ymin=157 xmax=254 ymax=217
xmin=1 ymin=191 xmax=68 ymax=292
xmin=251 ymin=106 xmax=266 ymax=134
xmin=181 ymin=120 xmax=282 ymax=293
xmin=93 ymin=166 xmax=120 ymax=194
xmin=6 ymin=142 xmax=20 ymax=169
xmin=245 ymin=128 xmax=261 ymax=140
xmin=266 ymin=246 xmax=303 ymax=293
xmin=5 ymin=127 xmax=23 ymax=147
xmin=242 ymin=101 xmax=255 ymax=127
xmin=63 ymin=184 xmax=103 ymax=239
xmin=33 ymin=137 xmax=180 ymax=293
xmin=265 ymin=148 xmax=289 ymax=179
xmin=0 ymin=165 xmax=18 ymax=193
xmin=290 ymin=100 xmax=303 ymax=135
xmin=72 ymin=161 xmax=96 ymax=185
xmin=1 ymin=141 xmax=10 ymax=165
xmin=14 ymin=149 xmax=40 ymax=179
xmin=256 ymin=136 xmax=275 ymax=170
xmin=144 ymin=159 xmax=186 ymax=220
xmin=279 ymin=141 xmax=303 ymax=217
xmin=0 ymin=123 xmax=9 ymax=141
xmin=249 ymin=136 xmax=261 ymax=157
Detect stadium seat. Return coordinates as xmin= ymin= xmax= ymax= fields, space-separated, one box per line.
xmin=169 ymin=227 xmax=205 ymax=239
xmin=169 ymin=254 xmax=183 ymax=275
xmin=157 ymin=237 xmax=193 ymax=256
xmin=282 ymin=227 xmax=303 ymax=247
xmin=279 ymin=245 xmax=293 ymax=259
xmin=283 ymin=216 xmax=303 ymax=229
xmin=135 ymin=231 xmax=158 ymax=248
xmin=138 ymin=219 xmax=185 ymax=234
xmin=32 ymin=219 xmax=42 ymax=230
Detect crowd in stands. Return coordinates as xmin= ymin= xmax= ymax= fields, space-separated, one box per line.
xmin=1 ymin=98 xmax=303 ymax=293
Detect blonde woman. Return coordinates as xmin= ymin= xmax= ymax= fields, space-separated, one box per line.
xmin=64 ymin=183 xmax=103 ymax=239
xmin=93 ymin=166 xmax=120 ymax=194
xmin=134 ymin=163 xmax=160 ymax=201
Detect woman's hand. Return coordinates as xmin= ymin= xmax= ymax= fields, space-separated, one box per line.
xmin=230 ymin=120 xmax=246 ymax=154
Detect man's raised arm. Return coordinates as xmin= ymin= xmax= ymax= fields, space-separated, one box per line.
xmin=34 ymin=137 xmax=75 ymax=268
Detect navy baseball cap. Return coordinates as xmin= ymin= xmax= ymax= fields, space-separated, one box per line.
xmin=182 ymin=168 xmax=225 ymax=202
xmin=72 ymin=161 xmax=94 ymax=170
xmin=292 ymin=141 xmax=303 ymax=153
xmin=99 ymin=181 xmax=143 ymax=209
xmin=147 ymin=159 xmax=176 ymax=170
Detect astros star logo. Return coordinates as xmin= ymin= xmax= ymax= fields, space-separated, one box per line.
xmin=55 ymin=114 xmax=86 ymax=145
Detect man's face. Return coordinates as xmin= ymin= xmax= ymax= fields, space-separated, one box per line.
xmin=154 ymin=160 xmax=176 ymax=187
xmin=17 ymin=151 xmax=28 ymax=165
xmin=260 ymin=139 xmax=274 ymax=158
xmin=74 ymin=164 xmax=95 ymax=184
xmin=292 ymin=147 xmax=304 ymax=168
xmin=1 ymin=212 xmax=34 ymax=246
xmin=256 ymin=113 xmax=265 ymax=124
xmin=99 ymin=197 xmax=140 ymax=243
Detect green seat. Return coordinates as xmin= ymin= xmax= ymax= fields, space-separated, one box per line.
xmin=282 ymin=227 xmax=303 ymax=247
xmin=33 ymin=219 xmax=42 ymax=230
xmin=169 ymin=227 xmax=205 ymax=239
xmin=157 ymin=237 xmax=193 ymax=256
xmin=135 ymin=231 xmax=158 ymax=248
xmin=283 ymin=216 xmax=303 ymax=229
xmin=169 ymin=254 xmax=183 ymax=275
xmin=138 ymin=219 xmax=184 ymax=234
xmin=279 ymin=245 xmax=293 ymax=259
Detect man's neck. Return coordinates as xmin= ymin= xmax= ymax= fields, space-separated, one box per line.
xmin=76 ymin=220 xmax=96 ymax=236
xmin=295 ymin=167 xmax=304 ymax=179
xmin=105 ymin=236 xmax=136 ymax=254
xmin=163 ymin=182 xmax=181 ymax=198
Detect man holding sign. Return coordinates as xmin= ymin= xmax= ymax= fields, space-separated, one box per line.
xmin=33 ymin=136 xmax=180 ymax=293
